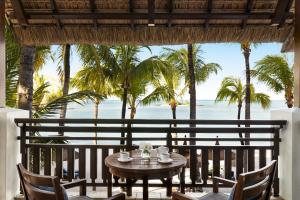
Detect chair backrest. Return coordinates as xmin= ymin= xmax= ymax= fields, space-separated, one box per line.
xmin=17 ymin=163 xmax=64 ymax=200
xmin=233 ymin=160 xmax=277 ymax=200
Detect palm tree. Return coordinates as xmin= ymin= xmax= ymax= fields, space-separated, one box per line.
xmin=142 ymin=62 xmax=186 ymax=120
xmin=111 ymin=45 xmax=164 ymax=119
xmin=18 ymin=45 xmax=36 ymax=116
xmin=215 ymin=77 xmax=271 ymax=145
xmin=17 ymin=43 xmax=52 ymax=114
xmin=162 ymin=45 xmax=221 ymax=87
xmin=187 ymin=44 xmax=196 ymax=143
xmin=127 ymin=79 xmax=149 ymax=119
xmin=161 ymin=45 xmax=221 ymax=118
xmin=241 ymin=42 xmax=252 ymax=146
xmin=241 ymin=42 xmax=251 ymax=120
xmin=33 ymin=74 xmax=103 ymax=119
xmin=58 ymin=44 xmax=71 ymax=122
xmin=72 ymin=44 xmax=112 ymax=144
xmin=251 ymin=55 xmax=294 ymax=108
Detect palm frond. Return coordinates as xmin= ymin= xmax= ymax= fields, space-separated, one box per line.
xmin=5 ymin=22 xmax=21 ymax=107
xmin=33 ymin=90 xmax=105 ymax=118
xmin=252 ymin=55 xmax=293 ymax=93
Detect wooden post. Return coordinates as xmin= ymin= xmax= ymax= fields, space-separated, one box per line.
xmin=0 ymin=0 xmax=5 ymax=107
xmin=294 ymin=0 xmax=300 ymax=107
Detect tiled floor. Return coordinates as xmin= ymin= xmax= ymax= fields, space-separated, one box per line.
xmin=67 ymin=186 xmax=284 ymax=200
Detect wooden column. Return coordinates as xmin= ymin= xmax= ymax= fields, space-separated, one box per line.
xmin=0 ymin=0 xmax=5 ymax=107
xmin=294 ymin=0 xmax=300 ymax=107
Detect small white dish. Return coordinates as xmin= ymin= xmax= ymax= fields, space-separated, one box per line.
xmin=158 ymin=158 xmax=173 ymax=164
xmin=117 ymin=157 xmax=133 ymax=163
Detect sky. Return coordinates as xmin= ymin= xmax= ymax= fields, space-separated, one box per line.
xmin=41 ymin=43 xmax=294 ymax=100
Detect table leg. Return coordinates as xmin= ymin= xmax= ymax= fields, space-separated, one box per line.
xmin=180 ymin=167 xmax=186 ymax=194
xmin=107 ymin=170 xmax=112 ymax=197
xmin=143 ymin=176 xmax=149 ymax=200
xmin=166 ymin=178 xmax=172 ymax=196
xmin=126 ymin=178 xmax=132 ymax=196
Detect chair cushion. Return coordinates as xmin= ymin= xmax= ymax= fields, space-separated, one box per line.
xmin=35 ymin=185 xmax=69 ymax=200
xmin=198 ymin=193 xmax=228 ymax=200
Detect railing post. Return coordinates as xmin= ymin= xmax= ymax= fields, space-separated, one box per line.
xmin=167 ymin=124 xmax=172 ymax=152
xmin=126 ymin=121 xmax=133 ymax=196
xmin=273 ymin=128 xmax=280 ymax=197
xmin=20 ymin=123 xmax=27 ymax=169
xmin=126 ymin=122 xmax=132 ymax=152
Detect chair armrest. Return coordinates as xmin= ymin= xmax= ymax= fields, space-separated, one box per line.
xmin=172 ymin=192 xmax=193 ymax=200
xmin=212 ymin=177 xmax=236 ymax=193
xmin=107 ymin=193 xmax=126 ymax=200
xmin=61 ymin=179 xmax=87 ymax=196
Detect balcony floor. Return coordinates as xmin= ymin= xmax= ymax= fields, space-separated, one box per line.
xmin=65 ymin=186 xmax=284 ymax=200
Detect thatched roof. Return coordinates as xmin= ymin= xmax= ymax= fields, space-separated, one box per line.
xmin=5 ymin=0 xmax=295 ymax=46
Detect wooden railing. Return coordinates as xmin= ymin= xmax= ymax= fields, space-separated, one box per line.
xmin=15 ymin=118 xmax=286 ymax=196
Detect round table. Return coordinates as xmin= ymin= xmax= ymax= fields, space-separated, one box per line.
xmin=105 ymin=151 xmax=187 ymax=200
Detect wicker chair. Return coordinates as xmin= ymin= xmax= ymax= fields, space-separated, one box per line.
xmin=17 ymin=163 xmax=125 ymax=200
xmin=173 ymin=160 xmax=277 ymax=200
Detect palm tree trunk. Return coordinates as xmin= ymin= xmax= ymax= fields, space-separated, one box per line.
xmin=187 ymin=44 xmax=196 ymax=145
xmin=285 ymin=88 xmax=294 ymax=108
xmin=237 ymin=103 xmax=244 ymax=145
xmin=243 ymin=44 xmax=251 ymax=145
xmin=94 ymin=102 xmax=99 ymax=145
xmin=171 ymin=104 xmax=178 ymax=145
xmin=130 ymin=105 xmax=136 ymax=119
xmin=59 ymin=44 xmax=71 ymax=135
xmin=172 ymin=106 xmax=176 ymax=120
xmin=18 ymin=45 xmax=36 ymax=118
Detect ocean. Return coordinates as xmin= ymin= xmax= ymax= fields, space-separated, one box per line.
xmin=62 ymin=100 xmax=286 ymax=145
xmin=66 ymin=99 xmax=286 ymax=120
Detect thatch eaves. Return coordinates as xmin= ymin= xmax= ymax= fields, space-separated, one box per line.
xmin=5 ymin=0 xmax=295 ymax=46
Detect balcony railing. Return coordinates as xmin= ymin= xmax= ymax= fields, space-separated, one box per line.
xmin=15 ymin=118 xmax=286 ymax=196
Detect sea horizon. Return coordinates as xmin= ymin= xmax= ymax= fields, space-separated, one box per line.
xmin=66 ymin=99 xmax=286 ymax=120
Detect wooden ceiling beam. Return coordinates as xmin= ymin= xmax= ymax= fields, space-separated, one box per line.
xmin=89 ymin=0 xmax=96 ymax=12
xmin=50 ymin=0 xmax=62 ymax=28
xmin=167 ymin=0 xmax=173 ymax=27
xmin=278 ymin=0 xmax=294 ymax=27
xmin=241 ymin=0 xmax=254 ymax=29
xmin=272 ymin=0 xmax=294 ymax=26
xmin=205 ymin=0 xmax=213 ymax=28
xmin=12 ymin=23 xmax=290 ymax=29
xmin=129 ymin=0 xmax=135 ymax=28
xmin=10 ymin=0 xmax=27 ymax=25
xmin=148 ymin=0 xmax=155 ymax=25
xmin=89 ymin=0 xmax=98 ymax=28
xmin=27 ymin=12 xmax=285 ymax=20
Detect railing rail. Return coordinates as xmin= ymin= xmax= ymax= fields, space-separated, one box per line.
xmin=15 ymin=118 xmax=286 ymax=197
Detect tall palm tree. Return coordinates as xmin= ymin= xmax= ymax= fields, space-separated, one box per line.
xmin=187 ymin=44 xmax=196 ymax=142
xmin=215 ymin=77 xmax=270 ymax=145
xmin=161 ymin=45 xmax=221 ymax=118
xmin=18 ymin=45 xmax=36 ymax=116
xmin=251 ymin=55 xmax=294 ymax=108
xmin=241 ymin=42 xmax=252 ymax=146
xmin=72 ymin=44 xmax=111 ymax=144
xmin=58 ymin=44 xmax=71 ymax=122
xmin=126 ymin=79 xmax=149 ymax=119
xmin=18 ymin=44 xmax=52 ymax=114
xmin=111 ymin=45 xmax=163 ymax=119
xmin=162 ymin=45 xmax=221 ymax=87
xmin=142 ymin=62 xmax=186 ymax=120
